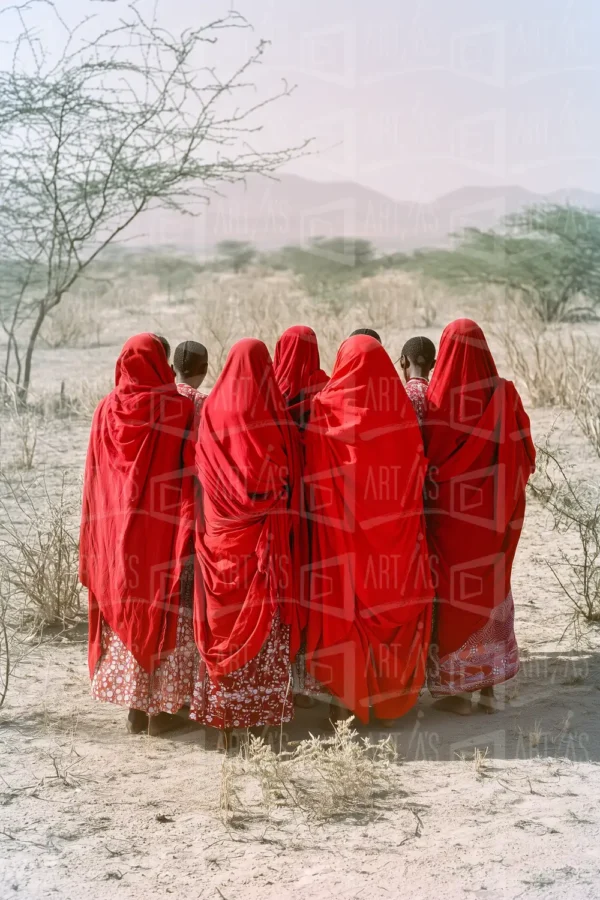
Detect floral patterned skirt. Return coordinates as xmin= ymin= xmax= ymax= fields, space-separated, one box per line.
xmin=189 ymin=614 xmax=293 ymax=729
xmin=91 ymin=562 xmax=198 ymax=717
xmin=427 ymin=591 xmax=519 ymax=697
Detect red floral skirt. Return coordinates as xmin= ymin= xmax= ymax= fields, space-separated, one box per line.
xmin=189 ymin=614 xmax=293 ymax=729
xmin=91 ymin=562 xmax=198 ymax=716
xmin=428 ymin=591 xmax=519 ymax=696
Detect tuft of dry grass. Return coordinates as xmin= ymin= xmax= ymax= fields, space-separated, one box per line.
xmin=457 ymin=746 xmax=490 ymax=777
xmin=0 ymin=473 xmax=82 ymax=633
xmin=13 ymin=410 xmax=38 ymax=470
xmin=528 ymin=721 xmax=544 ymax=749
xmin=221 ymin=717 xmax=398 ymax=824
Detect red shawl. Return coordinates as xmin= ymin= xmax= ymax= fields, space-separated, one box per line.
xmin=304 ymin=335 xmax=434 ymax=723
xmin=273 ymin=325 xmax=329 ymax=423
xmin=194 ymin=338 xmax=304 ymax=681
xmin=80 ymin=333 xmax=195 ymax=677
xmin=422 ymin=319 xmax=536 ymax=668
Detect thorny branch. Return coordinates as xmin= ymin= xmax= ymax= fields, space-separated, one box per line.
xmin=0 ymin=0 xmax=310 ymax=400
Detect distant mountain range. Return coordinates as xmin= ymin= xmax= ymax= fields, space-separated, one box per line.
xmin=126 ymin=174 xmax=600 ymax=253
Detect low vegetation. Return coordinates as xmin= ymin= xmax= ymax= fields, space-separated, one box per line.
xmin=530 ymin=446 xmax=600 ymax=629
xmin=221 ymin=717 xmax=398 ymax=824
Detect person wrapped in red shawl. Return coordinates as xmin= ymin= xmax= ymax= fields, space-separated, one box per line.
xmin=190 ymin=338 xmax=304 ymax=732
xmin=273 ymin=325 xmax=329 ymax=427
xmin=422 ymin=319 xmax=536 ymax=715
xmin=304 ymin=334 xmax=434 ymax=725
xmin=80 ymin=333 xmax=197 ymax=736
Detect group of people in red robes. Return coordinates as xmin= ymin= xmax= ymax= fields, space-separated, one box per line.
xmin=80 ymin=318 xmax=535 ymax=737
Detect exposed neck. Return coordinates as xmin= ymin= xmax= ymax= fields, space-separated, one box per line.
xmin=404 ymin=365 xmax=430 ymax=382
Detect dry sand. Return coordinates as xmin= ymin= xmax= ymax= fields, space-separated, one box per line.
xmin=1 ymin=292 xmax=600 ymax=900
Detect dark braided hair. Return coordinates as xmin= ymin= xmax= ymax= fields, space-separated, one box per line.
xmin=401 ymin=336 xmax=436 ymax=367
xmin=173 ymin=340 xmax=208 ymax=377
xmin=349 ymin=328 xmax=382 ymax=343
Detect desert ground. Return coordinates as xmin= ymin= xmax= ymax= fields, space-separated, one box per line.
xmin=1 ymin=271 xmax=599 ymax=900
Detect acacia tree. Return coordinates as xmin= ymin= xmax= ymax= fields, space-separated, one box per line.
xmin=0 ymin=1 xmax=308 ymax=400
xmin=410 ymin=205 xmax=600 ymax=323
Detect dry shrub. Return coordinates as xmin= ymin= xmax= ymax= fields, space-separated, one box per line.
xmin=31 ymin=378 xmax=111 ymax=420
xmin=493 ymin=299 xmax=600 ymax=408
xmin=221 ymin=717 xmax=398 ymax=825
xmin=12 ymin=409 xmax=38 ymax=469
xmin=0 ymin=589 xmax=8 ymax=708
xmin=40 ymin=296 xmax=103 ymax=349
xmin=0 ymin=474 xmax=82 ymax=632
xmin=0 ymin=393 xmax=39 ymax=470
xmin=574 ymin=385 xmax=600 ymax=459
xmin=530 ymin=445 xmax=600 ymax=627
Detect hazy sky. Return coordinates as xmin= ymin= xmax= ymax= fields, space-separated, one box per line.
xmin=5 ymin=0 xmax=600 ymax=201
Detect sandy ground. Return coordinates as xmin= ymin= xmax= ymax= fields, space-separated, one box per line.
xmin=1 ymin=294 xmax=600 ymax=900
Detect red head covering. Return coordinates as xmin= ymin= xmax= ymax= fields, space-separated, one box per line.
xmin=273 ymin=325 xmax=329 ymax=420
xmin=422 ymin=319 xmax=536 ymax=693
xmin=80 ymin=333 xmax=195 ymax=676
xmin=304 ymin=335 xmax=434 ymax=723
xmin=194 ymin=338 xmax=304 ymax=681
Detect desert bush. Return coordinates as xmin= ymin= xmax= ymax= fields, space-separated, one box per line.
xmin=30 ymin=378 xmax=111 ymax=421
xmin=530 ymin=446 xmax=600 ymax=627
xmin=574 ymin=386 xmax=600 ymax=459
xmin=40 ymin=296 xmax=103 ymax=349
xmin=0 ymin=589 xmax=8 ymax=708
xmin=221 ymin=717 xmax=398 ymax=824
xmin=493 ymin=300 xmax=600 ymax=408
xmin=0 ymin=474 xmax=82 ymax=632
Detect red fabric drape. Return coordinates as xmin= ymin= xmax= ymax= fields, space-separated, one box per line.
xmin=422 ymin=319 xmax=536 ymax=668
xmin=273 ymin=325 xmax=329 ymax=424
xmin=80 ymin=333 xmax=195 ymax=677
xmin=304 ymin=335 xmax=434 ymax=723
xmin=194 ymin=338 xmax=304 ymax=681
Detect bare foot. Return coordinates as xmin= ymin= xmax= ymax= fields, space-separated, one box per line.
xmin=294 ymin=694 xmax=316 ymax=709
xmin=147 ymin=712 xmax=187 ymax=737
xmin=127 ymin=708 xmax=149 ymax=734
xmin=433 ymin=695 xmax=473 ymax=716
xmin=477 ymin=686 xmax=497 ymax=714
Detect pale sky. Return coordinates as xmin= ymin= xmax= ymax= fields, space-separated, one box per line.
xmin=3 ymin=0 xmax=600 ymax=201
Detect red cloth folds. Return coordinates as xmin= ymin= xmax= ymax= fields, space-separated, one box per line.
xmin=422 ymin=319 xmax=536 ymax=673
xmin=80 ymin=333 xmax=195 ymax=677
xmin=194 ymin=338 xmax=304 ymax=682
xmin=273 ymin=325 xmax=329 ymax=423
xmin=304 ymin=335 xmax=434 ymax=723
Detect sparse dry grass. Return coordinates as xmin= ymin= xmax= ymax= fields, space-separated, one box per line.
xmin=40 ymin=296 xmax=103 ymax=350
xmin=0 ymin=473 xmax=82 ymax=633
xmin=221 ymin=717 xmax=399 ymax=824
xmin=457 ymin=746 xmax=490 ymax=777
xmin=493 ymin=298 xmax=600 ymax=409
xmin=530 ymin=445 xmax=600 ymax=626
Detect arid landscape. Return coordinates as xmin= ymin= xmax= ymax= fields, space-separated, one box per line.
xmin=1 ymin=267 xmax=600 ymax=899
